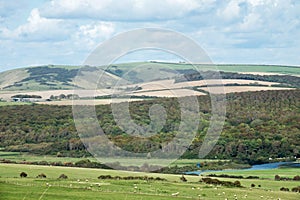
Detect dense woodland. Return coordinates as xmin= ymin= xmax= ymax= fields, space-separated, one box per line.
xmin=175 ymin=70 xmax=300 ymax=88
xmin=0 ymin=89 xmax=299 ymax=165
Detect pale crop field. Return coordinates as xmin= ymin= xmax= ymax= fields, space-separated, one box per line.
xmin=132 ymin=88 xmax=206 ymax=97
xmin=37 ymin=98 xmax=144 ymax=105
xmin=201 ymin=86 xmax=295 ymax=94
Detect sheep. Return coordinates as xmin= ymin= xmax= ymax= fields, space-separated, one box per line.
xmin=171 ymin=192 xmax=179 ymax=196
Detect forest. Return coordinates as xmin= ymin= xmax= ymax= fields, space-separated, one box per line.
xmin=0 ymin=89 xmax=299 ymax=165
xmin=175 ymin=70 xmax=300 ymax=88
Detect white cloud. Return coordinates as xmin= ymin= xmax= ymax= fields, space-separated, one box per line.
xmin=217 ymin=1 xmax=243 ymax=22
xmin=239 ymin=12 xmax=262 ymax=32
xmin=0 ymin=8 xmax=69 ymax=42
xmin=73 ymin=22 xmax=115 ymax=49
xmin=1 ymin=0 xmax=300 ymax=69
xmin=247 ymin=0 xmax=264 ymax=7
xmin=41 ymin=0 xmax=202 ymax=21
xmin=0 ymin=1 xmax=25 ymax=18
xmin=78 ymin=22 xmax=114 ymax=39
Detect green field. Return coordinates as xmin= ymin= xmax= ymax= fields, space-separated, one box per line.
xmin=0 ymin=151 xmax=227 ymax=167
xmin=24 ymin=62 xmax=300 ymax=75
xmin=202 ymin=168 xmax=300 ymax=179
xmin=0 ymin=163 xmax=299 ymax=200
xmin=113 ymin=62 xmax=300 ymax=75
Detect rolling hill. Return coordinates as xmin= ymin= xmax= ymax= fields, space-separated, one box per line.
xmin=0 ymin=62 xmax=299 ymax=103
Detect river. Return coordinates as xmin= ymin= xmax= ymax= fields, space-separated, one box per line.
xmin=185 ymin=161 xmax=299 ymax=175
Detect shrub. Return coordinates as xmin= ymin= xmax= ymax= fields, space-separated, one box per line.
xmin=38 ymin=161 xmax=49 ymax=165
xmin=293 ymin=175 xmax=300 ymax=181
xmin=75 ymin=159 xmax=92 ymax=167
xmin=246 ymin=176 xmax=260 ymax=179
xmin=36 ymin=173 xmax=46 ymax=178
xmin=280 ymin=187 xmax=289 ymax=192
xmin=58 ymin=174 xmax=68 ymax=179
xmin=63 ymin=162 xmax=73 ymax=167
xmin=291 ymin=186 xmax=300 ymax=193
xmin=155 ymin=177 xmax=166 ymax=181
xmin=98 ymin=175 xmax=112 ymax=179
xmin=233 ymin=180 xmax=241 ymax=187
xmin=275 ymin=175 xmax=281 ymax=181
xmin=251 ymin=183 xmax=255 ymax=187
xmin=201 ymin=178 xmax=242 ymax=188
xmin=20 ymin=172 xmax=27 ymax=178
xmin=180 ymin=175 xmax=187 ymax=182
xmin=97 ymin=175 xmax=166 ymax=181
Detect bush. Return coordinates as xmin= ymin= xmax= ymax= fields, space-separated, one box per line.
xmin=155 ymin=177 xmax=166 ymax=181
xmin=97 ymin=175 xmax=166 ymax=181
xmin=20 ymin=172 xmax=27 ymax=178
xmin=293 ymin=175 xmax=300 ymax=181
xmin=58 ymin=174 xmax=68 ymax=179
xmin=251 ymin=183 xmax=255 ymax=187
xmin=38 ymin=161 xmax=49 ymax=165
xmin=36 ymin=173 xmax=47 ymax=178
xmin=246 ymin=176 xmax=260 ymax=179
xmin=207 ymin=174 xmax=243 ymax=179
xmin=233 ymin=180 xmax=241 ymax=187
xmin=280 ymin=187 xmax=289 ymax=192
xmin=98 ymin=175 xmax=112 ymax=180
xmin=200 ymin=177 xmax=242 ymax=188
xmin=291 ymin=186 xmax=300 ymax=193
xmin=180 ymin=175 xmax=187 ymax=182
xmin=275 ymin=175 xmax=281 ymax=181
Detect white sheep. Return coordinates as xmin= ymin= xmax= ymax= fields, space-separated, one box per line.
xmin=171 ymin=192 xmax=179 ymax=196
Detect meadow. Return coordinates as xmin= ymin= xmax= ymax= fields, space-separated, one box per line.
xmin=0 ymin=151 xmax=226 ymax=167
xmin=0 ymin=163 xmax=299 ymax=200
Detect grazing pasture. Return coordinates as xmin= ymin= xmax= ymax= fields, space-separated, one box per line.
xmin=0 ymin=163 xmax=299 ymax=200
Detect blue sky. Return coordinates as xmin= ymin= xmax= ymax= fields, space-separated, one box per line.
xmin=0 ymin=0 xmax=300 ymax=71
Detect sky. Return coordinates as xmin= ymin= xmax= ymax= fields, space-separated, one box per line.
xmin=0 ymin=0 xmax=300 ymax=71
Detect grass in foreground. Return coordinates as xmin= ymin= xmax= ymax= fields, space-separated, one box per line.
xmin=0 ymin=163 xmax=299 ymax=200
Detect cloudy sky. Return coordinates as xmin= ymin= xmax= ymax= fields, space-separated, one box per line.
xmin=0 ymin=0 xmax=300 ymax=71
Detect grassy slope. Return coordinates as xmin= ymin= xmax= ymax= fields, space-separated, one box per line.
xmin=0 ymin=163 xmax=299 ymax=200
xmin=0 ymin=62 xmax=299 ymax=92
xmin=0 ymin=68 xmax=29 ymax=90
xmin=32 ymin=62 xmax=300 ymax=75
xmin=0 ymin=151 xmax=225 ymax=167
xmin=115 ymin=62 xmax=300 ymax=75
